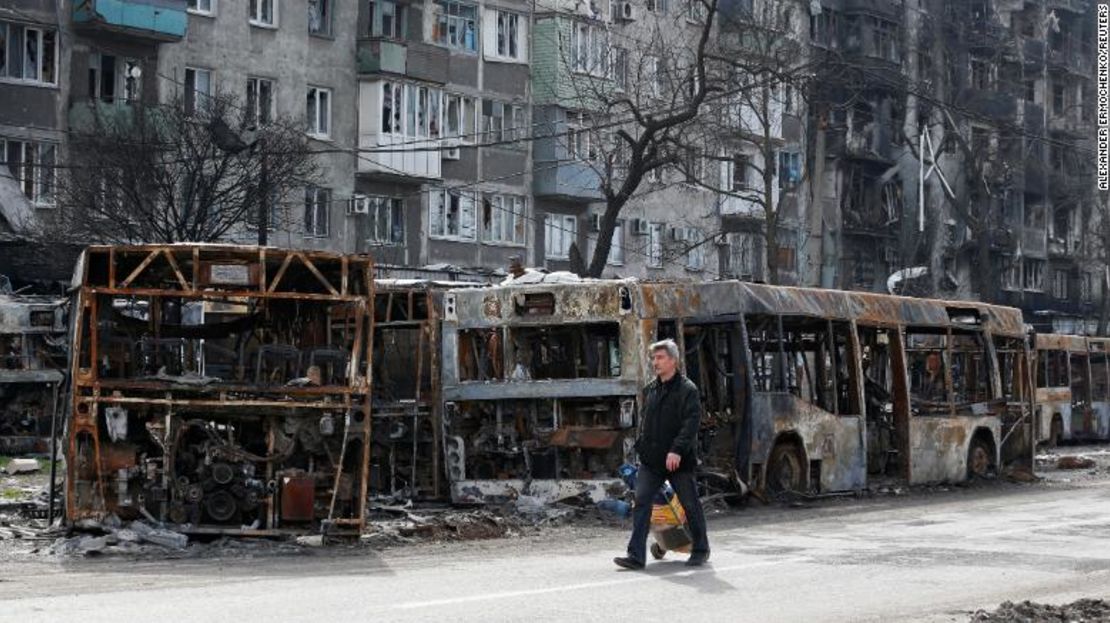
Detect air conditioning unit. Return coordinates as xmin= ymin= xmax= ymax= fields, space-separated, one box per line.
xmin=633 ymin=218 xmax=649 ymax=235
xmin=590 ymin=213 xmax=602 ymax=232
xmin=442 ymin=139 xmax=460 ymax=161
xmin=347 ymin=194 xmax=369 ymax=215
xmin=617 ymin=0 xmax=637 ymax=21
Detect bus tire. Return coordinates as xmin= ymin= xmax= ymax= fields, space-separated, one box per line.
xmin=767 ymin=441 xmax=806 ymax=496
xmin=966 ymin=434 xmax=995 ymax=479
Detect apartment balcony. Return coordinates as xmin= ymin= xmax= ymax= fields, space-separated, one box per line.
xmin=357 ymin=38 xmax=407 ymax=76
xmin=356 ymin=82 xmax=441 ymax=180
xmin=1023 ymin=226 xmax=1047 ymax=259
xmin=1048 ymin=45 xmax=1093 ymax=75
xmin=959 ymin=88 xmax=1017 ymax=122
xmin=1047 ymin=114 xmax=1091 ymax=136
xmin=532 ymin=160 xmax=602 ymax=202
xmin=72 ymin=0 xmax=187 ymax=42
xmin=67 ymin=98 xmax=138 ymax=131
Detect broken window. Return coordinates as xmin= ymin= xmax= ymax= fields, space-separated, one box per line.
xmin=1052 ymin=269 xmax=1069 ymax=300
xmin=949 ymin=332 xmax=990 ymax=405
xmin=1023 ymin=258 xmax=1045 ymax=292
xmin=433 ymin=0 xmax=478 ymax=51
xmin=308 ymin=0 xmax=331 ymax=35
xmin=499 ymin=323 xmax=621 ymax=380
xmin=745 ymin=315 xmax=859 ymax=415
xmin=994 ymin=337 xmax=1024 ymax=402
xmin=184 ymin=66 xmax=212 ymax=116
xmin=304 ymin=186 xmax=330 ymax=237
xmin=1038 ymin=349 xmax=1069 ymax=388
xmin=1070 ymin=353 xmax=1090 ymax=410
xmin=430 ymin=189 xmax=477 ymax=240
xmin=544 ymin=213 xmax=577 ymax=260
xmin=458 ymin=329 xmax=505 ymax=381
xmin=482 ymin=194 xmax=526 ymax=245
xmin=1090 ymin=346 xmax=1109 ymax=402
xmin=906 ymin=330 xmax=949 ymax=414
xmin=970 ymin=57 xmax=992 ymax=90
xmin=368 ymin=0 xmax=406 ymax=38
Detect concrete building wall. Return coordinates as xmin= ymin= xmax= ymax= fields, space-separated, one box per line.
xmin=156 ymin=0 xmax=359 ymax=252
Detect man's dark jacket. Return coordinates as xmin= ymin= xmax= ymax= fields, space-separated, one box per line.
xmin=635 ymin=373 xmax=701 ymax=473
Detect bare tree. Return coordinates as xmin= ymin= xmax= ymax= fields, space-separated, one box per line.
xmin=694 ymin=0 xmax=817 ymax=285
xmin=554 ymin=0 xmax=722 ymax=277
xmin=50 ymin=91 xmax=318 ymax=244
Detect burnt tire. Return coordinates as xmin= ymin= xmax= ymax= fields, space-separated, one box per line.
xmin=766 ymin=442 xmax=806 ymax=496
xmin=966 ymin=437 xmax=995 ymax=479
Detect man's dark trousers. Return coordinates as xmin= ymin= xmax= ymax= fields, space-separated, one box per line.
xmin=626 ymin=464 xmax=709 ymax=564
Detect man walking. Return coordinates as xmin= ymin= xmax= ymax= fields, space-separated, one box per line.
xmin=614 ymin=339 xmax=710 ymax=570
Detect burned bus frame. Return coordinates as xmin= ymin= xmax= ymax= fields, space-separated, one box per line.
xmin=1033 ymin=334 xmax=1110 ymax=445
xmin=440 ymin=280 xmax=1034 ymax=501
xmin=66 ymin=245 xmax=376 ymax=536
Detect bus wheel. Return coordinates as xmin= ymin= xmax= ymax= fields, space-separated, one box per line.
xmin=967 ymin=437 xmax=994 ymax=479
xmin=767 ymin=442 xmax=806 ymax=496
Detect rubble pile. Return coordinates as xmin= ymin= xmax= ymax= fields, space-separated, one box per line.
xmin=971 ymin=599 xmax=1110 ymax=622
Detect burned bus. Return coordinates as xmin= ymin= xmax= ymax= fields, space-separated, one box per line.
xmin=439 ymin=279 xmax=1034 ymax=501
xmin=66 ymin=245 xmax=376 ymax=535
xmin=1033 ymin=334 xmax=1110 ymax=445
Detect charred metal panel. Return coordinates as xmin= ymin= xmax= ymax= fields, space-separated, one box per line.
xmin=65 ymin=245 xmax=376 ymax=536
xmin=749 ymin=393 xmax=867 ymax=493
xmin=909 ymin=416 xmax=999 ymax=484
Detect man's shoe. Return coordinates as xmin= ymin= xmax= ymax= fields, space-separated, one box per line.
xmin=613 ymin=556 xmax=645 ymax=570
xmin=685 ymin=552 xmax=710 ymax=567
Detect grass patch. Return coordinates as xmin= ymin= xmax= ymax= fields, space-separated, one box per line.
xmin=0 ymin=456 xmax=10 ymax=469
xmin=1 ymin=489 xmax=23 ymax=500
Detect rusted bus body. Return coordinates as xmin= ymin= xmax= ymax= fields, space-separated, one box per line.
xmin=370 ymin=279 xmax=483 ymax=501
xmin=439 ymin=281 xmax=642 ymax=504
xmin=66 ymin=245 xmax=376 ymax=536
xmin=440 ymin=279 xmax=1033 ymax=501
xmin=640 ymin=282 xmax=1033 ymax=493
xmin=1033 ymin=334 xmax=1110 ymax=444
xmin=0 ymin=295 xmax=67 ymax=453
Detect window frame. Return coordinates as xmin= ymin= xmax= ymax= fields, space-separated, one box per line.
xmin=246 ymin=76 xmax=275 ymax=126
xmin=429 ymin=188 xmax=478 ymax=241
xmin=249 ymin=0 xmax=278 ymax=28
xmin=482 ymin=194 xmax=527 ymax=246
xmin=369 ymin=0 xmax=407 ymax=39
xmin=0 ymin=21 xmax=58 ymax=87
xmin=607 ymin=219 xmax=625 ymax=266
xmin=187 ymin=0 xmax=216 ymax=17
xmin=367 ymin=195 xmax=406 ymax=245
xmin=308 ymin=0 xmax=332 ymax=36
xmin=306 ymin=85 xmax=332 ymax=139
xmin=304 ymin=186 xmax=331 ymax=237
xmin=183 ymin=66 xmax=213 ymax=116
xmin=433 ymin=0 xmax=479 ymax=52
xmin=545 ymin=213 xmax=577 ymax=260
xmin=647 ymin=222 xmax=664 ymax=268
xmin=1 ymin=138 xmax=56 ymax=207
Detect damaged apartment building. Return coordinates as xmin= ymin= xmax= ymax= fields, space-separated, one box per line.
xmin=806 ymin=0 xmax=1099 ymax=330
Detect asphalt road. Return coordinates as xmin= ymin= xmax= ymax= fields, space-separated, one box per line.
xmin=3 ymin=479 xmax=1110 ymax=623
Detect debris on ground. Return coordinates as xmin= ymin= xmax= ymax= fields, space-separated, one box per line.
xmin=50 ymin=516 xmax=189 ymax=557
xmin=1004 ymin=466 xmax=1040 ymax=483
xmin=2 ymin=458 xmax=41 ymax=474
xmin=1056 ymin=456 xmax=1098 ymax=470
xmin=970 ymin=598 xmax=1110 ymax=622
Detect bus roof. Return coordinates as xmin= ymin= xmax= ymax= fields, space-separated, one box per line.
xmin=447 ymin=279 xmax=1027 ymax=337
